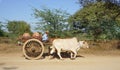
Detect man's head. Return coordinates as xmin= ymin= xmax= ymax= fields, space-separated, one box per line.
xmin=45 ymin=31 xmax=49 ymax=34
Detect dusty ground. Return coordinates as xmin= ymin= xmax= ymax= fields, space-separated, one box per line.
xmin=0 ymin=52 xmax=120 ymax=70
xmin=0 ymin=40 xmax=120 ymax=70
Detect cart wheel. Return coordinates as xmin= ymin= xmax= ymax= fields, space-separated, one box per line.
xmin=23 ymin=39 xmax=44 ymax=60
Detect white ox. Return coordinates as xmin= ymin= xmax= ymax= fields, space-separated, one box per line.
xmin=50 ymin=37 xmax=89 ymax=59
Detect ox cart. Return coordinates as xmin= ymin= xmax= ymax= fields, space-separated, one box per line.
xmin=21 ymin=33 xmax=89 ymax=60
xmin=21 ymin=37 xmax=89 ymax=60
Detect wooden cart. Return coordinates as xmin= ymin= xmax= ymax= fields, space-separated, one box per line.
xmin=23 ymin=39 xmax=45 ymax=60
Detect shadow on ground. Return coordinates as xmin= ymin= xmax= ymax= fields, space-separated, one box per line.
xmin=42 ymin=52 xmax=84 ymax=60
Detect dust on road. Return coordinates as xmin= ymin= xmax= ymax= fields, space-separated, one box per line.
xmin=0 ymin=53 xmax=120 ymax=70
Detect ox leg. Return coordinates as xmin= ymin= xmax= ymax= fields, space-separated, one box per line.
xmin=73 ymin=51 xmax=77 ymax=59
xmin=57 ymin=50 xmax=62 ymax=59
xmin=70 ymin=52 xmax=74 ymax=58
xmin=73 ymin=52 xmax=77 ymax=58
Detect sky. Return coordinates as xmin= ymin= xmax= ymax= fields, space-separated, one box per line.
xmin=0 ymin=0 xmax=80 ymax=31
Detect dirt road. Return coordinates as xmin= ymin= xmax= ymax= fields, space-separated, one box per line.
xmin=0 ymin=53 xmax=120 ymax=70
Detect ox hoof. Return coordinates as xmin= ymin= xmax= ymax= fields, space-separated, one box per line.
xmin=59 ymin=58 xmax=64 ymax=60
xmin=49 ymin=56 xmax=55 ymax=60
xmin=70 ymin=58 xmax=75 ymax=60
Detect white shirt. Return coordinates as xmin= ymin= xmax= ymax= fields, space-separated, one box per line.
xmin=42 ymin=33 xmax=48 ymax=41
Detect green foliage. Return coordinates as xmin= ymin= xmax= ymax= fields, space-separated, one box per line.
xmin=78 ymin=0 xmax=120 ymax=7
xmin=0 ymin=21 xmax=5 ymax=37
xmin=91 ymin=20 xmax=120 ymax=40
xmin=69 ymin=2 xmax=120 ymax=40
xmin=7 ymin=21 xmax=31 ymax=38
xmin=33 ymin=8 xmax=70 ymax=38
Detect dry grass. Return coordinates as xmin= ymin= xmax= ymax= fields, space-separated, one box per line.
xmin=78 ymin=40 xmax=120 ymax=56
xmin=0 ymin=43 xmax=22 ymax=53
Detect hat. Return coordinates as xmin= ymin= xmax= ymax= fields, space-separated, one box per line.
xmin=45 ymin=31 xmax=49 ymax=33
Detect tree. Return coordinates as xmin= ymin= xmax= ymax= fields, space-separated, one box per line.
xmin=78 ymin=0 xmax=120 ymax=7
xmin=33 ymin=8 xmax=70 ymax=38
xmin=7 ymin=21 xmax=31 ymax=37
xmin=69 ymin=2 xmax=120 ymax=40
xmin=78 ymin=0 xmax=120 ymax=20
xmin=0 ymin=21 xmax=4 ymax=37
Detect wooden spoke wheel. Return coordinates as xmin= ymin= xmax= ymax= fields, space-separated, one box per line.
xmin=23 ymin=39 xmax=44 ymax=60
